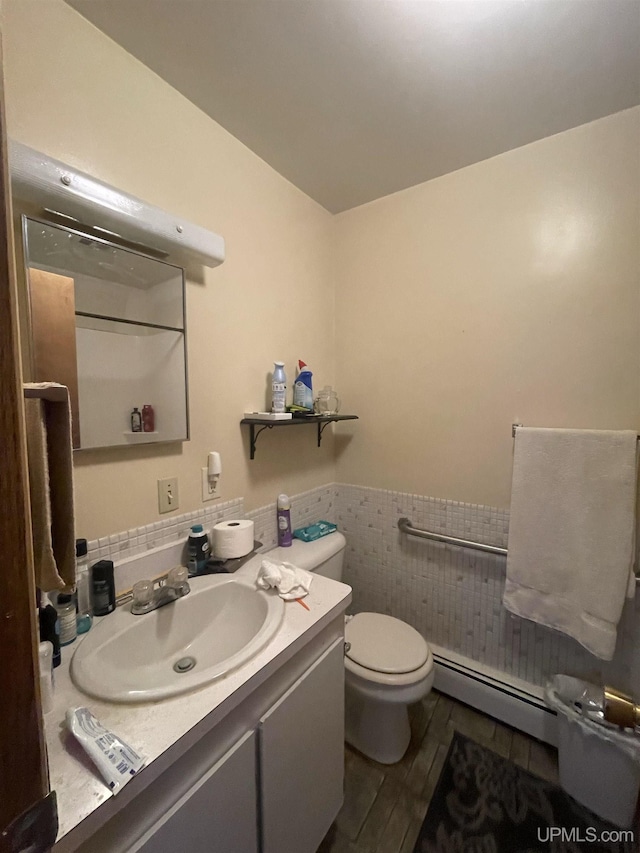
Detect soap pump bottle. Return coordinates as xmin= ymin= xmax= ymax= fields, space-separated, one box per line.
xmin=277 ymin=494 xmax=292 ymax=547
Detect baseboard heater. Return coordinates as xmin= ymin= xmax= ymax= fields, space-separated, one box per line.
xmin=430 ymin=644 xmax=558 ymax=747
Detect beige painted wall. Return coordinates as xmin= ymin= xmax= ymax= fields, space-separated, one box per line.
xmin=2 ymin=0 xmax=338 ymax=540
xmin=3 ymin=2 xmax=638 ymax=536
xmin=334 ymin=107 xmax=640 ymax=509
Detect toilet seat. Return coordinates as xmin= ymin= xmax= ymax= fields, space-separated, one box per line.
xmin=345 ymin=612 xmax=431 ymax=684
xmin=344 ymin=648 xmax=434 ymax=688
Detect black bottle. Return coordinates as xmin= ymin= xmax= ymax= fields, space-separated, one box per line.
xmin=91 ymin=560 xmax=116 ymax=616
xmin=39 ymin=604 xmax=61 ymax=667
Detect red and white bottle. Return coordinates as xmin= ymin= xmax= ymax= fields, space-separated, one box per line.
xmin=142 ymin=404 xmax=155 ymax=432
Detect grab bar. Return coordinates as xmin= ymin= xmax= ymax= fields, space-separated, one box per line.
xmin=398 ymin=517 xmax=640 ymax=588
xmin=512 ymin=422 xmax=640 ymax=440
xmin=398 ymin=517 xmax=508 ymax=557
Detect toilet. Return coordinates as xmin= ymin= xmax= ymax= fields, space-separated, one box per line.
xmin=266 ymin=531 xmax=434 ymax=764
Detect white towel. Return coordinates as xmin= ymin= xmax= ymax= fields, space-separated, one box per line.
xmin=256 ymin=559 xmax=313 ymax=601
xmin=503 ymin=428 xmax=638 ymax=661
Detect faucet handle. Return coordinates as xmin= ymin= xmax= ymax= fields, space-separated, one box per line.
xmin=168 ymin=566 xmax=188 ymax=587
xmin=132 ymin=579 xmax=153 ymax=607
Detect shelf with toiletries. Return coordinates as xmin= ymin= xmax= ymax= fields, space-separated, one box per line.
xmin=240 ymin=414 xmax=358 ymax=460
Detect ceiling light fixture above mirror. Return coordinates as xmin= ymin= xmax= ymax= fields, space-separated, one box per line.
xmin=10 ymin=140 xmax=225 ymax=268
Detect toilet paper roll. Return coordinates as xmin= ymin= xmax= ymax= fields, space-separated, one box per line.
xmin=213 ymin=519 xmax=255 ymax=560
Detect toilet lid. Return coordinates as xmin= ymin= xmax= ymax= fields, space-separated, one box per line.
xmin=345 ymin=613 xmax=429 ymax=674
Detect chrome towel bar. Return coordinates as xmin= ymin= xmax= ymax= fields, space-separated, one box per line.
xmin=397 ymin=517 xmax=508 ymax=557
xmin=398 ymin=517 xmax=640 ymax=588
xmin=512 ymin=423 xmax=640 ymax=440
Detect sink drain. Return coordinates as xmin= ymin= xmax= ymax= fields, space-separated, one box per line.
xmin=173 ymin=656 xmax=196 ymax=673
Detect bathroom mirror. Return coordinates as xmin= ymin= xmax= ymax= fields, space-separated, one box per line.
xmin=23 ymin=216 xmax=189 ymax=450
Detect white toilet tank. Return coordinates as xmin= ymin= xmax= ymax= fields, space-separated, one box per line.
xmin=266 ymin=531 xmax=346 ymax=581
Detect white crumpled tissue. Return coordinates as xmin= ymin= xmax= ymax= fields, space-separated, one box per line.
xmin=256 ymin=559 xmax=313 ymax=601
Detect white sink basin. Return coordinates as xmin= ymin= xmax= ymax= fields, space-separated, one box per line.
xmin=71 ymin=576 xmax=284 ymax=703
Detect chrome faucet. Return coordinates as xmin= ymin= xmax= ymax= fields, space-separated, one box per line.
xmin=131 ymin=566 xmax=190 ymax=615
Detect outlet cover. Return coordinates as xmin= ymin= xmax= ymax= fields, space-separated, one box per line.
xmin=158 ymin=477 xmax=179 ymax=513
xmin=201 ymin=467 xmax=220 ymax=502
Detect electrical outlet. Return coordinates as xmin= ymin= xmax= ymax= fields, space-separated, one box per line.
xmin=202 ymin=467 xmax=220 ymax=502
xmin=158 ymin=477 xmax=179 ymax=513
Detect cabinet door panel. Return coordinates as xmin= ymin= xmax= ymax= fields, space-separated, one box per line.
xmin=259 ymin=638 xmax=345 ymax=853
xmin=132 ymin=730 xmax=258 ymax=853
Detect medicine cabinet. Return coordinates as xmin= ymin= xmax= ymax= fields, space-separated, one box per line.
xmin=22 ymin=216 xmax=189 ymax=450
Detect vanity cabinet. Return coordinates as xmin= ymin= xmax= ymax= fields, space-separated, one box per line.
xmin=132 ymin=638 xmax=345 ymax=853
xmin=260 ymin=638 xmax=345 ymax=853
xmin=132 ymin=731 xmax=258 ymax=853
xmin=61 ymin=626 xmax=346 ymax=853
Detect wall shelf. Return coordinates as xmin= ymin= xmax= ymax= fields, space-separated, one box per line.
xmin=240 ymin=415 xmax=358 ymax=459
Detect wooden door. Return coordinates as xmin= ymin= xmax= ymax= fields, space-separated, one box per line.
xmin=0 ymin=39 xmax=56 ymax=853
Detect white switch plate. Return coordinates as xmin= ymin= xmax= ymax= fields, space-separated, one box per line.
xmin=158 ymin=477 xmax=179 ymax=513
xmin=202 ymin=467 xmax=220 ymax=502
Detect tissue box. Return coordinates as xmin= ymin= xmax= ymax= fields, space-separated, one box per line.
xmin=293 ymin=521 xmax=337 ymax=542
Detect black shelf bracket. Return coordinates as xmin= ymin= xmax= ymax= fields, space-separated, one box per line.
xmin=247 ymin=423 xmax=274 ymax=460
xmin=318 ymin=419 xmax=335 ymax=447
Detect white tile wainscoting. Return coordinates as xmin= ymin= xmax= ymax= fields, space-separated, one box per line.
xmin=334 ymin=483 xmax=640 ymax=698
xmin=85 ymin=482 xmax=640 ymax=697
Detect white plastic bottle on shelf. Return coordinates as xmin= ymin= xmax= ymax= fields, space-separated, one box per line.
xmin=271 ymin=362 xmax=287 ymax=413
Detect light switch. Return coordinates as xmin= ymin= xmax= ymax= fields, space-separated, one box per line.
xmin=158 ymin=477 xmax=179 ymax=513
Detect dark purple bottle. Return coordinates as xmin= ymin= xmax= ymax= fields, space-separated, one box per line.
xmin=277 ymin=494 xmax=292 ymax=547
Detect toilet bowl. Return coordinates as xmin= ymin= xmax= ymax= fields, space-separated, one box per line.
xmin=266 ymin=532 xmax=434 ymax=764
xmin=344 ymin=612 xmax=434 ymax=763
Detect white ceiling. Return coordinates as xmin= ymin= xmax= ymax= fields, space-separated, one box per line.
xmin=65 ymin=0 xmax=640 ymax=214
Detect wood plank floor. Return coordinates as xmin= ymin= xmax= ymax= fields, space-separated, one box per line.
xmin=317 ymin=689 xmax=559 ymax=853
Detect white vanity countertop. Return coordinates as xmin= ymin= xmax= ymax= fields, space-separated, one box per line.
xmin=45 ymin=559 xmax=351 ymax=842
